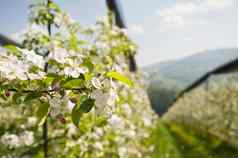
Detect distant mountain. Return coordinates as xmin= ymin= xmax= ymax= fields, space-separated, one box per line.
xmin=144 ymin=48 xmax=238 ymax=115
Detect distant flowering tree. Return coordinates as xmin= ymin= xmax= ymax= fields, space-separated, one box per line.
xmin=0 ymin=0 xmax=157 ymax=157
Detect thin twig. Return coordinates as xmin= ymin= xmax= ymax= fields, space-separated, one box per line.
xmin=43 ymin=0 xmax=52 ymax=157
xmin=8 ymin=87 xmax=87 ymax=94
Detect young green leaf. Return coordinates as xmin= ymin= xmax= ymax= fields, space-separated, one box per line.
xmin=12 ymin=92 xmax=23 ymax=104
xmin=71 ymin=104 xmax=83 ymax=127
xmin=0 ymin=87 xmax=6 ymax=100
xmin=82 ymin=58 xmax=94 ymax=73
xmin=62 ymin=78 xmax=84 ymax=89
xmin=79 ymin=97 xmax=95 ymax=113
xmin=69 ymin=34 xmax=79 ymax=50
xmin=106 ymin=71 xmax=133 ymax=87
xmin=37 ymin=103 xmax=50 ymax=126
xmin=42 ymin=75 xmax=55 ymax=87
xmin=4 ymin=45 xmax=21 ymax=57
xmin=24 ymin=92 xmax=42 ymax=103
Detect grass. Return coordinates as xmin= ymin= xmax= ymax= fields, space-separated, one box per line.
xmin=151 ymin=121 xmax=238 ymax=158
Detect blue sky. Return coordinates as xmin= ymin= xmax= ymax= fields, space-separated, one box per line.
xmin=0 ymin=0 xmax=238 ymax=67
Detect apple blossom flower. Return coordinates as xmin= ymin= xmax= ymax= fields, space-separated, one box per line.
xmin=118 ymin=147 xmax=127 ymax=158
xmin=1 ymin=133 xmax=21 ymax=148
xmin=108 ymin=114 xmax=124 ymax=130
xmin=67 ymin=99 xmax=75 ymax=111
xmin=91 ymin=90 xmax=108 ymax=114
xmin=21 ymin=48 xmax=45 ymax=69
xmin=49 ymin=95 xmax=62 ymax=117
xmin=107 ymin=89 xmax=118 ymax=106
xmin=94 ymin=142 xmax=103 ymax=151
xmin=20 ymin=131 xmax=34 ymax=146
xmin=0 ymin=55 xmax=29 ymax=80
xmin=66 ymin=123 xmax=77 ymax=137
xmin=63 ymin=67 xmax=88 ymax=78
xmin=91 ymin=77 xmax=102 ymax=89
xmin=49 ymin=48 xmax=69 ymax=64
xmin=27 ymin=117 xmax=37 ymax=127
xmin=54 ymin=13 xmax=75 ymax=27
xmin=28 ymin=71 xmax=46 ymax=80
xmin=122 ymin=103 xmax=132 ymax=116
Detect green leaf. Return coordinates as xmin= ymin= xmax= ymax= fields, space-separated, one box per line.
xmin=95 ymin=116 xmax=108 ymax=127
xmin=0 ymin=88 xmax=7 ymax=100
xmin=71 ymin=96 xmax=95 ymax=127
xmin=4 ymin=45 xmax=21 ymax=57
xmin=82 ymin=59 xmax=94 ymax=72
xmin=24 ymin=92 xmax=42 ymax=102
xmin=37 ymin=103 xmax=50 ymax=126
xmin=29 ymin=65 xmax=40 ymax=73
xmin=42 ymin=75 xmax=55 ymax=86
xmin=49 ymin=2 xmax=61 ymax=13
xmin=69 ymin=34 xmax=79 ymax=50
xmin=62 ymin=78 xmax=84 ymax=89
xmin=79 ymin=97 xmax=95 ymax=113
xmin=78 ymin=40 xmax=87 ymax=45
xmin=106 ymin=71 xmax=133 ymax=87
xmin=12 ymin=92 xmax=23 ymax=104
xmin=71 ymin=104 xmax=83 ymax=127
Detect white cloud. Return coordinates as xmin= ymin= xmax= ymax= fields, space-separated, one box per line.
xmin=204 ymin=0 xmax=233 ymax=9
xmin=156 ymin=0 xmax=234 ymax=31
xmin=128 ymin=25 xmax=145 ymax=35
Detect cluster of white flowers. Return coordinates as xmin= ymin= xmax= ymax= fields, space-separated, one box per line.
xmin=63 ymin=67 xmax=88 ymax=78
xmin=0 ymin=44 xmax=91 ymax=81
xmin=1 ymin=131 xmax=34 ymax=149
xmin=60 ymin=62 xmax=157 ymax=158
xmin=91 ymin=77 xmax=102 ymax=89
xmin=26 ymin=117 xmax=38 ymax=127
xmin=24 ymin=24 xmax=48 ymax=39
xmin=91 ymin=84 xmax=118 ymax=116
xmin=108 ymin=114 xmax=124 ymax=130
xmin=0 ymin=1 xmax=159 ymax=157
xmin=54 ymin=13 xmax=75 ymax=28
xmin=49 ymin=48 xmax=69 ymax=64
xmin=0 ymin=48 xmax=45 ymax=80
xmin=47 ymin=47 xmax=89 ymax=78
xmin=49 ymin=95 xmax=62 ymax=117
xmin=0 ymin=54 xmax=29 ymax=80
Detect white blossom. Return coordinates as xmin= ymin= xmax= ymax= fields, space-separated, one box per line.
xmin=49 ymin=48 xmax=69 ymax=64
xmin=63 ymin=67 xmax=88 ymax=78
xmin=20 ymin=131 xmax=34 ymax=146
xmin=108 ymin=114 xmax=124 ymax=130
xmin=143 ymin=116 xmax=152 ymax=127
xmin=54 ymin=13 xmax=75 ymax=27
xmin=122 ymin=103 xmax=132 ymax=116
xmin=27 ymin=117 xmax=37 ymax=127
xmin=0 ymin=55 xmax=29 ymax=80
xmin=95 ymin=128 xmax=104 ymax=137
xmin=94 ymin=142 xmax=103 ymax=151
xmin=28 ymin=71 xmax=46 ymax=80
xmin=49 ymin=95 xmax=62 ymax=117
xmin=1 ymin=133 xmax=21 ymax=148
xmin=67 ymin=123 xmax=77 ymax=137
xmin=118 ymin=147 xmax=128 ymax=158
xmin=91 ymin=77 xmax=102 ymax=89
xmin=125 ymin=130 xmax=136 ymax=138
xmin=21 ymin=48 xmax=45 ymax=69
xmin=107 ymin=89 xmax=118 ymax=106
xmin=91 ymin=90 xmax=108 ymax=114
xmin=67 ymin=100 xmax=75 ymax=111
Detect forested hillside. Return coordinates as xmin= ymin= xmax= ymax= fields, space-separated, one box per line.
xmin=144 ymin=48 xmax=238 ymax=115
